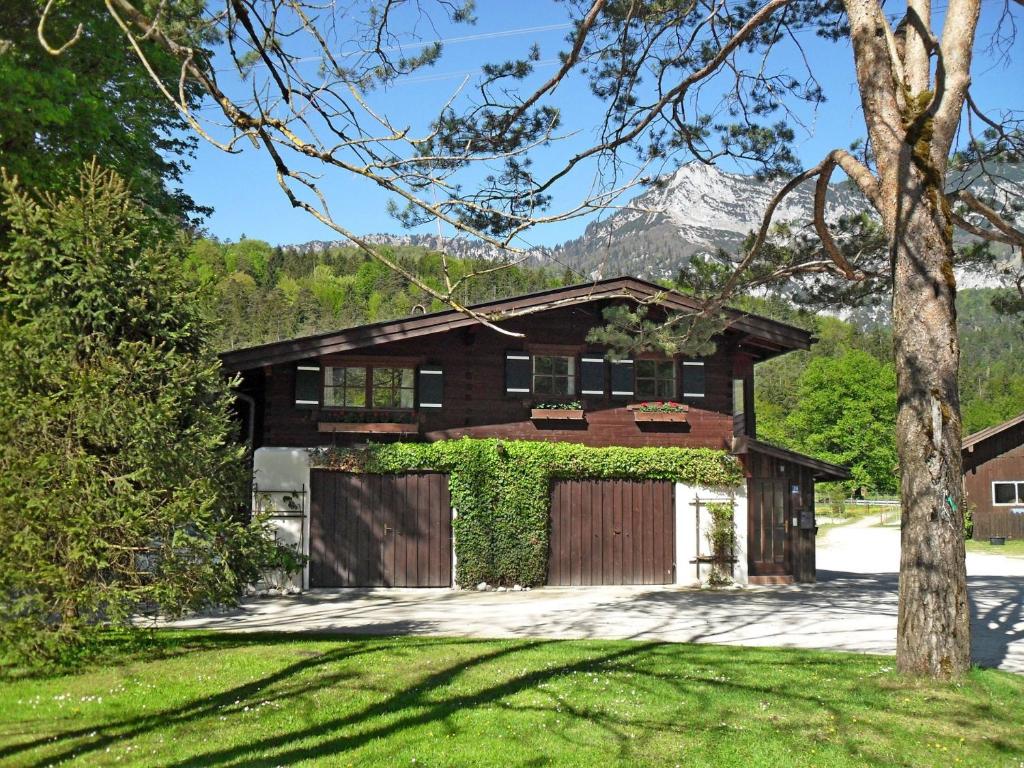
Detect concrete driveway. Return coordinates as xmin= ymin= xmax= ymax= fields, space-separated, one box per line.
xmin=173 ymin=518 xmax=1024 ymax=672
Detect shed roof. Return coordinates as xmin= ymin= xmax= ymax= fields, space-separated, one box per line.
xmin=732 ymin=436 xmax=851 ymax=482
xmin=221 ymin=275 xmax=812 ymax=372
xmin=962 ymin=411 xmax=1024 ymax=452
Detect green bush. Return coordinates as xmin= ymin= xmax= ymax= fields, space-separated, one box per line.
xmin=313 ymin=439 xmax=742 ymax=587
xmin=0 ymin=166 xmax=295 ymax=666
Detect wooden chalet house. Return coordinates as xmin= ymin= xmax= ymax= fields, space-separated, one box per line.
xmin=222 ymin=277 xmax=848 ymax=589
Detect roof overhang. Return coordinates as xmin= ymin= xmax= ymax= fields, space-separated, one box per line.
xmin=732 ymin=436 xmax=851 ymax=482
xmin=221 ymin=276 xmax=812 ymax=372
xmin=962 ymin=411 xmax=1024 ymax=453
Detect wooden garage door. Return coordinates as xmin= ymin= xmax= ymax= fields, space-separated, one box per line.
xmin=310 ymin=471 xmax=452 ymax=587
xmin=548 ymin=479 xmax=675 ymax=586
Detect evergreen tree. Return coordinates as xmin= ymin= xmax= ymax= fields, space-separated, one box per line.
xmin=0 ymin=165 xmax=291 ymax=662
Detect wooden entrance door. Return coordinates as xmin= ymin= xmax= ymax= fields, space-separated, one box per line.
xmin=310 ymin=471 xmax=452 ymax=587
xmin=749 ymin=476 xmax=792 ymax=576
xmin=548 ymin=479 xmax=675 ymax=586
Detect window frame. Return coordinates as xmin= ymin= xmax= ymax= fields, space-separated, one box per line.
xmin=531 ymin=354 xmax=577 ymax=397
xmin=634 ymin=358 xmax=677 ymax=400
xmin=991 ymin=480 xmax=1024 ymax=506
xmin=323 ymin=365 xmax=368 ymax=409
xmin=371 ymin=366 xmax=416 ymax=410
xmin=322 ymin=364 xmax=417 ymax=411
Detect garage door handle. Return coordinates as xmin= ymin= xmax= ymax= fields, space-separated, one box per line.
xmin=613 ymin=529 xmax=622 ymax=535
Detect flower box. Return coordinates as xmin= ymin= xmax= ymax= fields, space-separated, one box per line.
xmin=531 ymin=408 xmax=586 ymax=421
xmin=632 ymin=410 xmax=688 ymax=423
xmin=318 ymin=422 xmax=420 ymax=435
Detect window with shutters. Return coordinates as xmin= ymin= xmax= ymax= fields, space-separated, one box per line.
xmin=635 ymin=360 xmax=676 ymax=399
xmin=532 ymin=355 xmax=576 ymax=396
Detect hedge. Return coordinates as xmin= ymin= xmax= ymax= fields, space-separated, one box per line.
xmin=312 ymin=438 xmax=743 ymax=587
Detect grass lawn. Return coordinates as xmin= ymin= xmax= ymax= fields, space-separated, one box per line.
xmin=967 ymin=538 xmax=1024 ymax=558
xmin=1 ymin=633 xmax=1022 ymax=767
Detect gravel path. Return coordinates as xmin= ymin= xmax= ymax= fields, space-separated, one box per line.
xmin=171 ymin=516 xmax=1024 ymax=672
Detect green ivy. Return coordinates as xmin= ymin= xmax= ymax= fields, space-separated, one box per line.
xmin=312 ymin=438 xmax=742 ymax=587
xmin=705 ymin=501 xmax=737 ymax=586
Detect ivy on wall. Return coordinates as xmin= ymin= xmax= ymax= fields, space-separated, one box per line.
xmin=312 ymin=438 xmax=743 ymax=587
xmin=705 ymin=501 xmax=737 ymax=586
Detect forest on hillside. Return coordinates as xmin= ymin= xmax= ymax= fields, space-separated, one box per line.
xmin=185 ymin=239 xmax=570 ymax=351
xmin=191 ymin=237 xmax=1024 ymax=494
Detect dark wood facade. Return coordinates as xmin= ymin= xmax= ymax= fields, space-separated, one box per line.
xmin=548 ymin=479 xmax=675 ymax=586
xmin=241 ymin=302 xmax=755 ymax=451
xmin=732 ymin=437 xmax=846 ymax=584
xmin=742 ymin=449 xmax=817 ymax=584
xmin=963 ymin=414 xmax=1024 ymax=540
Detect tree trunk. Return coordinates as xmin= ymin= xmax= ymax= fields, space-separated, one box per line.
xmin=891 ymin=152 xmax=971 ymax=678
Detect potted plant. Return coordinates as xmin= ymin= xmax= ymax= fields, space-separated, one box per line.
xmin=629 ymin=401 xmax=689 ymax=423
xmin=531 ymin=400 xmax=585 ymax=421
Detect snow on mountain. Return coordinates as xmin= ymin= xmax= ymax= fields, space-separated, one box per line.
xmin=548 ymin=162 xmax=867 ymax=280
xmin=285 ymin=162 xmax=1017 ymax=284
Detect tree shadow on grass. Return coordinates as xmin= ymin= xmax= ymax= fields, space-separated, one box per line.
xmin=1 ymin=626 xmax=452 ymax=765
xmin=9 ymin=636 xmax=1021 ymax=768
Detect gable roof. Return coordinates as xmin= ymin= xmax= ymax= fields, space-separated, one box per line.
xmin=962 ymin=411 xmax=1024 ymax=452
xmin=221 ymin=276 xmax=813 ymax=372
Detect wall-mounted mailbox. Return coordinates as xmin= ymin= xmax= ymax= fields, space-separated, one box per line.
xmin=799 ymin=510 xmax=815 ymax=530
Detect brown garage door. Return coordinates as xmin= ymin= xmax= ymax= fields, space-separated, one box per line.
xmin=310 ymin=471 xmax=452 ymax=587
xmin=548 ymin=479 xmax=675 ymax=586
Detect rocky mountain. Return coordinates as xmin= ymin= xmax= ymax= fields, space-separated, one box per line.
xmin=547 ymin=163 xmax=867 ymax=280
xmin=287 ymin=162 xmax=1019 ymax=282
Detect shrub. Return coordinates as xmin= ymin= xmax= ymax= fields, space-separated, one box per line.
xmin=0 ymin=166 xmax=294 ymax=665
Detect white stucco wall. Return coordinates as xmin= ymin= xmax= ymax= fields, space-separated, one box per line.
xmin=252 ymin=447 xmax=320 ymax=589
xmin=675 ymin=483 xmax=748 ymax=586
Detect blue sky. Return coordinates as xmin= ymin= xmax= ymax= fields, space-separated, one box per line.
xmin=180 ymin=1 xmax=1022 ymax=248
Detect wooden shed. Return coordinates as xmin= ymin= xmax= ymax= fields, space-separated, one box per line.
xmin=962 ymin=412 xmax=1024 ymax=541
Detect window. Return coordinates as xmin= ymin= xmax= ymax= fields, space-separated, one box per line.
xmin=732 ymin=378 xmax=746 ymax=416
xmin=323 ymin=365 xmax=416 ymax=409
xmin=635 ymin=360 xmax=676 ymax=399
xmin=373 ymin=367 xmax=415 ymax=409
xmin=324 ymin=366 xmax=367 ymax=408
xmin=533 ymin=355 xmax=576 ymax=396
xmin=992 ymin=481 xmax=1024 ymax=505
